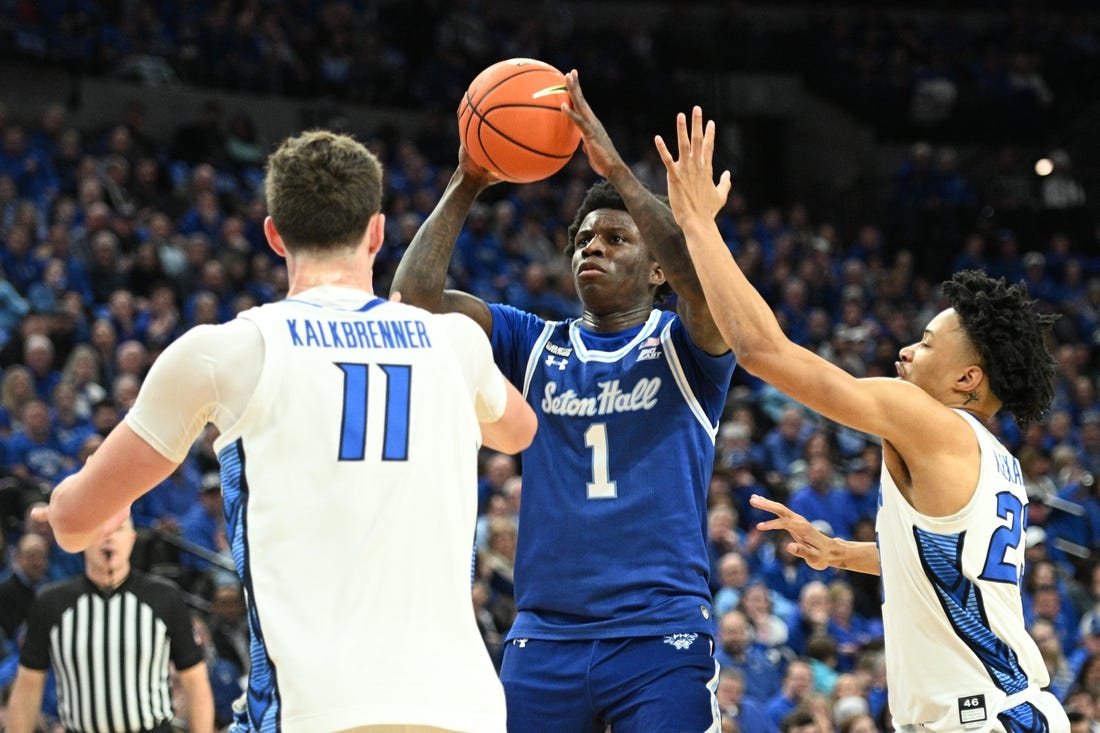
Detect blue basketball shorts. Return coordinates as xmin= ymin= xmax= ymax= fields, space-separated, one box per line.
xmin=499 ymin=634 xmax=721 ymax=733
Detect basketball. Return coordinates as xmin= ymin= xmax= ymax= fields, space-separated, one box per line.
xmin=458 ymin=58 xmax=582 ymax=184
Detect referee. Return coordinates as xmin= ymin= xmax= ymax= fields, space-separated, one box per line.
xmin=5 ymin=512 xmax=214 ymax=733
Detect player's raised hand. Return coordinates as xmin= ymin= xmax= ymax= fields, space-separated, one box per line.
xmin=562 ymin=69 xmax=625 ymax=178
xmin=457 ymin=144 xmax=502 ymax=189
xmin=654 ymin=106 xmax=731 ymax=226
xmin=749 ymin=494 xmax=834 ymax=571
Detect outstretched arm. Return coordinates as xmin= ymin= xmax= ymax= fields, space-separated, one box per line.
xmin=750 ymin=495 xmax=880 ymax=575
xmin=563 ymin=71 xmax=727 ymax=355
xmin=390 ymin=151 xmax=496 ymax=335
xmin=655 ymin=107 xmax=962 ymax=454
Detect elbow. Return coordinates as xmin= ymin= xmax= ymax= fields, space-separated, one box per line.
xmin=733 ymin=338 xmax=783 ymax=378
xmin=51 ymin=512 xmax=90 ymax=553
xmin=391 ymin=282 xmax=441 ymax=313
xmin=50 ymin=511 xmax=90 ymax=554
xmin=516 ymin=412 xmax=538 ymax=452
xmin=45 ymin=484 xmax=94 ymax=553
xmin=501 ymin=413 xmax=538 ymax=455
xmin=488 ymin=410 xmax=537 ymax=455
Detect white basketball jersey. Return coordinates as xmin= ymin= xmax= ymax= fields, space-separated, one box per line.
xmin=211 ymin=291 xmax=507 ymax=733
xmin=877 ymin=410 xmax=1051 ymax=732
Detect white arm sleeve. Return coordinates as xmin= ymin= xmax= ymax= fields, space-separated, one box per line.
xmin=436 ymin=313 xmax=509 ymax=423
xmin=124 ymin=319 xmax=264 ymax=463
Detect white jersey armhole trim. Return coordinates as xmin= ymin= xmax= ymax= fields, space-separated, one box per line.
xmin=660 ymin=321 xmax=719 ymax=440
xmin=521 ymin=321 xmax=557 ymax=400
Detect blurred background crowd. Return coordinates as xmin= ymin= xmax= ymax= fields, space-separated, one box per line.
xmin=0 ymin=1 xmax=1098 ymax=732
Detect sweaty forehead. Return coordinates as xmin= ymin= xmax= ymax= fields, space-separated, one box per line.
xmin=578 ymin=208 xmax=638 ymax=233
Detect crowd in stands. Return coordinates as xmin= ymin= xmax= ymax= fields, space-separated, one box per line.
xmin=0 ymin=3 xmax=1099 ymax=733
xmin=5 ymin=2 xmax=1100 ymax=146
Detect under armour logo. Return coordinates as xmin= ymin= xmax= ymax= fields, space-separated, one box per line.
xmin=664 ymin=633 xmax=698 ymax=650
xmin=545 ymin=355 xmax=568 ymax=370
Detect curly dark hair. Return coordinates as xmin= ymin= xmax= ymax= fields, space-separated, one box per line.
xmin=942 ymin=269 xmax=1057 ymax=427
xmin=564 ymin=180 xmax=674 ymax=303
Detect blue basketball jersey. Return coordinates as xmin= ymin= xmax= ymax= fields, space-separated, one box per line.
xmin=490 ymin=305 xmax=736 ymax=640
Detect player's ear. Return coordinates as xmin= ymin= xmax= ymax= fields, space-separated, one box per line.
xmin=264 ymin=217 xmax=288 ymax=258
xmin=367 ymin=212 xmax=385 ymax=256
xmin=649 ymin=260 xmax=666 ymax=289
xmin=956 ymin=363 xmax=984 ymax=393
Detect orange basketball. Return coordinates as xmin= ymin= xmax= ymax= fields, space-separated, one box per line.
xmin=458 ymin=58 xmax=582 ymax=184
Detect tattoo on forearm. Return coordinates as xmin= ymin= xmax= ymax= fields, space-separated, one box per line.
xmin=620 ymin=186 xmax=697 ymax=284
xmin=401 ymin=201 xmax=469 ymax=284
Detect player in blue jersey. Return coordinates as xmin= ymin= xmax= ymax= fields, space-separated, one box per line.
xmin=657 ymin=107 xmax=1069 ymax=732
xmin=393 ymin=70 xmax=735 ymax=733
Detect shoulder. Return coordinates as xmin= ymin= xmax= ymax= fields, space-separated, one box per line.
xmin=431 ymin=311 xmax=488 ymax=339
xmin=487 ymin=302 xmax=546 ymax=330
xmin=176 ymin=319 xmax=261 ymax=349
xmin=128 ymin=570 xmax=186 ymax=601
xmin=31 ymin=575 xmax=86 ymax=610
xmin=154 ymin=320 xmax=261 ymax=369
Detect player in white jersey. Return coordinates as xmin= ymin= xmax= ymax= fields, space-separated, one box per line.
xmin=32 ymin=130 xmax=538 ymax=733
xmin=656 ymin=108 xmax=1070 ymax=732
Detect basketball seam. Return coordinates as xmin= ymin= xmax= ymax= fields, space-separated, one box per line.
xmin=463 ymin=68 xmax=556 ymax=169
xmin=468 ymin=67 xmax=553 ymax=109
xmin=461 ymin=65 xmax=575 ymax=180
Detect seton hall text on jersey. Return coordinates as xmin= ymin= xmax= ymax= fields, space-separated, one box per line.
xmin=285 ymin=318 xmax=432 ymax=350
xmin=541 ymin=378 xmax=660 ymax=416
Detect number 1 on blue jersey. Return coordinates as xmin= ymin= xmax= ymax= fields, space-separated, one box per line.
xmin=585 ymin=422 xmax=617 ymax=499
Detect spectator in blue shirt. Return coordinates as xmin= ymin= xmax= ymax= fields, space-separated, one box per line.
xmin=762 ymin=404 xmax=813 ymax=478
xmin=826 ymin=581 xmax=882 ymax=673
xmin=716 ymin=667 xmax=773 ymax=733
xmin=836 ymin=458 xmax=880 ymax=531
xmin=180 ymin=473 xmax=235 ymax=589
xmin=48 ymin=381 xmax=93 ymax=457
xmin=0 ymin=126 xmax=59 ymax=207
xmin=714 ymin=609 xmax=786 ymax=704
xmin=0 ymin=270 xmax=30 ymax=346
xmin=23 ymin=334 xmax=61 ymax=401
xmin=758 ymin=536 xmax=835 ymax=613
xmin=0 ymin=224 xmax=45 ymax=295
xmin=764 ymin=659 xmax=814 ymax=731
xmin=133 ymin=459 xmax=202 ymax=532
xmin=1067 ymin=615 xmax=1100 ymax=680
xmin=7 ymin=399 xmax=72 ymax=486
xmin=789 ymin=455 xmax=853 ymax=540
xmin=20 ymin=500 xmax=83 ymax=583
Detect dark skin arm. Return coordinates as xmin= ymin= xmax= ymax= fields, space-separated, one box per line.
xmin=562 ymin=70 xmax=727 ymax=356
xmin=390 ymin=152 xmax=496 ymax=336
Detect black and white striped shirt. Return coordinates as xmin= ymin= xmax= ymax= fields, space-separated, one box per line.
xmin=21 ymin=571 xmax=204 ymax=733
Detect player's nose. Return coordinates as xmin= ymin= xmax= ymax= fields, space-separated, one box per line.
xmin=579 ymin=235 xmax=607 ymax=256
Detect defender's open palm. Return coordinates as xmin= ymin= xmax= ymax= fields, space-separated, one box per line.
xmin=654 ymin=106 xmax=732 ymax=225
